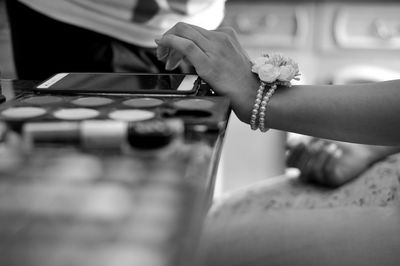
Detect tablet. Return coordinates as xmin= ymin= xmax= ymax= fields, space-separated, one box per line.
xmin=34 ymin=73 xmax=201 ymax=95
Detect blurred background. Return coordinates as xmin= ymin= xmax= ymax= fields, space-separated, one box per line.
xmin=2 ymin=0 xmax=400 ymax=195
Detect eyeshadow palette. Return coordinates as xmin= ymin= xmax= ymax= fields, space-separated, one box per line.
xmin=0 ymin=92 xmax=230 ymax=133
xmin=0 ymin=77 xmax=229 ymax=266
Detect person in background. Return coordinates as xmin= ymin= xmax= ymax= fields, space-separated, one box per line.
xmin=5 ymin=0 xmax=225 ymax=80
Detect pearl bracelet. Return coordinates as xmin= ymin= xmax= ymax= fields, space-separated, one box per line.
xmin=249 ymin=82 xmax=277 ymax=132
xmin=250 ymin=53 xmax=300 ymax=132
xmin=258 ymin=84 xmax=277 ymax=132
xmin=250 ymin=81 xmax=266 ymax=130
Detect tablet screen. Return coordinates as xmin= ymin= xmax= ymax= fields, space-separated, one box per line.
xmin=35 ymin=73 xmax=200 ymax=94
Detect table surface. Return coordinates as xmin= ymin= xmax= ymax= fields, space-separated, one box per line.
xmin=0 ymin=79 xmax=230 ymax=266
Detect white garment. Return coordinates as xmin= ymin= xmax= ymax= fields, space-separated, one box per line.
xmin=18 ymin=0 xmax=226 ymax=47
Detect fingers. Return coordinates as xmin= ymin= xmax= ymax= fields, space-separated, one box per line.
xmin=156 ymin=22 xmax=244 ymax=71
xmin=286 ymin=138 xmax=344 ymax=186
xmin=287 ymin=141 xmax=314 ymax=182
xmin=156 ymin=45 xmax=169 ymax=63
xmin=322 ymin=146 xmax=346 ymax=187
xmin=156 ymin=39 xmax=184 ymax=70
xmin=165 ymin=50 xmax=183 ymax=71
xmin=286 ymin=142 xmax=307 ymax=168
xmin=156 ymin=22 xmax=213 ymax=70
xmin=309 ymin=141 xmax=336 ymax=183
xmin=286 ymin=134 xmax=311 ymax=170
xmin=164 ymin=22 xmax=212 ymax=52
xmin=156 ymin=34 xmax=209 ymax=72
xmin=156 ymin=43 xmax=185 ymax=71
xmin=300 ymin=139 xmax=327 ymax=182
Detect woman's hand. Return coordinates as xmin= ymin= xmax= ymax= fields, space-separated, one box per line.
xmin=286 ymin=135 xmax=379 ymax=187
xmin=155 ymin=22 xmax=260 ymax=123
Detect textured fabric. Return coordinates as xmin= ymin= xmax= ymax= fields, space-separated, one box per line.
xmin=17 ymin=0 xmax=226 ymax=47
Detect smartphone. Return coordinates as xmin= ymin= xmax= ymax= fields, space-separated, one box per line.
xmin=34 ymin=73 xmax=201 ymax=95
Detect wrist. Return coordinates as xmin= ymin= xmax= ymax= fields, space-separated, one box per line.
xmin=249 ymin=53 xmax=300 ymax=132
xmin=364 ymin=145 xmax=400 ymax=165
xmin=228 ymin=74 xmax=260 ymax=124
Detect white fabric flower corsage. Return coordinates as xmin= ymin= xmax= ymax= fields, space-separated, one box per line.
xmin=250 ymin=53 xmax=300 ymax=132
xmin=251 ymin=53 xmax=300 ymax=86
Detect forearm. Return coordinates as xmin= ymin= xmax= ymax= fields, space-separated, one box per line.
xmin=156 ymin=23 xmax=400 ymax=145
xmin=267 ymin=80 xmax=400 ymax=145
xmin=365 ymin=145 xmax=400 ymax=163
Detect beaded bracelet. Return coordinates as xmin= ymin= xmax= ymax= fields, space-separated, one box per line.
xmin=250 ymin=53 xmax=300 ymax=132
xmin=250 ymin=81 xmax=266 ymax=130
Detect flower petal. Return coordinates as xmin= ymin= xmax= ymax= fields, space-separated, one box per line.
xmin=258 ymin=64 xmax=280 ymax=83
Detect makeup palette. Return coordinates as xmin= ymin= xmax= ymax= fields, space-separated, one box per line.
xmin=0 ymin=141 xmax=211 ymax=266
xmin=0 ymin=92 xmax=230 ymax=133
xmin=0 ymin=76 xmax=230 ymax=266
